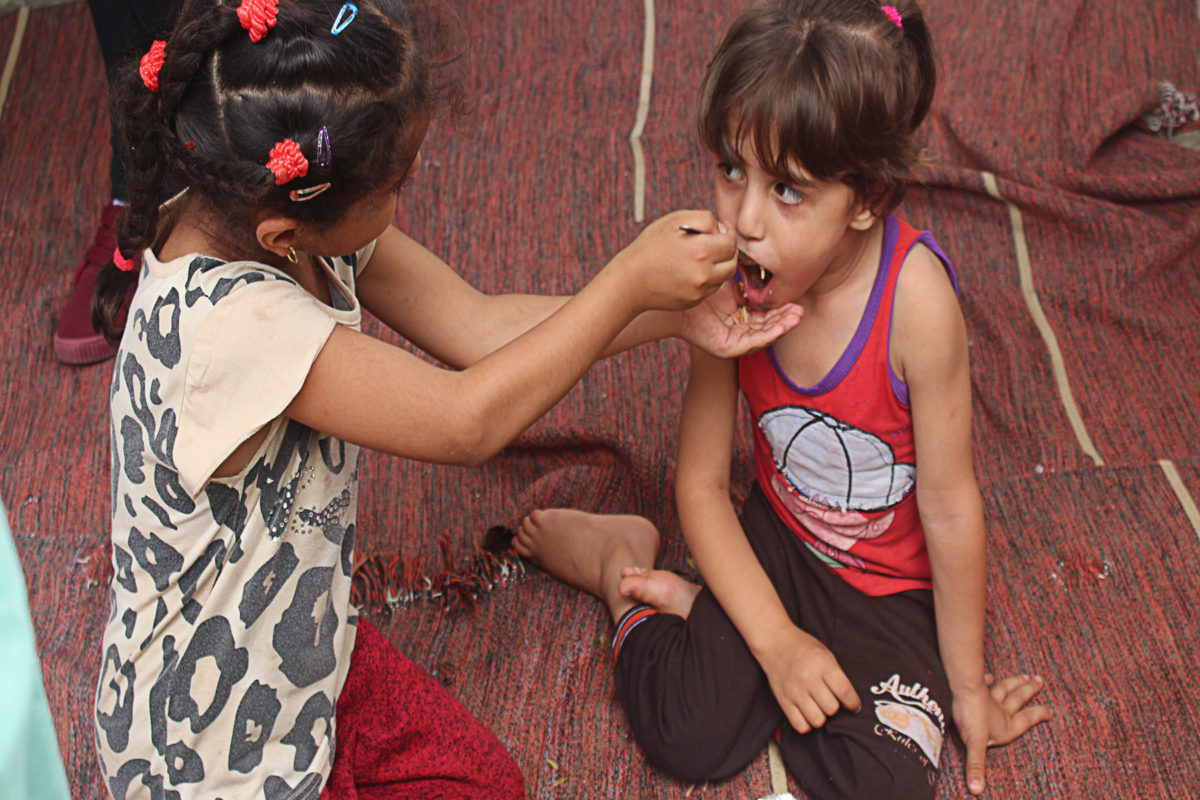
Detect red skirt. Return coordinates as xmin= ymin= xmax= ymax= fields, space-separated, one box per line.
xmin=320 ymin=619 xmax=525 ymax=800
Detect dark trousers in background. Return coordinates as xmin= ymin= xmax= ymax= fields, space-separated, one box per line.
xmin=85 ymin=0 xmax=180 ymax=198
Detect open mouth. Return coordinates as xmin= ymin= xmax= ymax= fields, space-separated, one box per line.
xmin=738 ymin=250 xmax=774 ymax=293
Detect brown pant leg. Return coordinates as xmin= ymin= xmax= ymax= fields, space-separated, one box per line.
xmin=780 ymin=554 xmax=950 ymax=800
xmin=614 ymin=485 xmax=950 ymax=798
xmin=612 ymin=590 xmax=780 ymax=782
xmin=611 ymin=486 xmax=836 ymax=782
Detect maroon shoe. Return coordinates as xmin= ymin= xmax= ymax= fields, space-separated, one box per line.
xmin=53 ymin=201 xmax=135 ymax=365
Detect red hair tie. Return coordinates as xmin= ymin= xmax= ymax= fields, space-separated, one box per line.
xmin=266 ymin=138 xmax=309 ymax=185
xmin=881 ymin=5 xmax=903 ymax=28
xmin=139 ymin=40 xmax=167 ymax=92
xmin=237 ymin=0 xmax=279 ymax=42
xmin=113 ymin=248 xmax=137 ymax=272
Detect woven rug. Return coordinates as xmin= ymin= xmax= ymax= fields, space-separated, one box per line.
xmin=1 ymin=0 xmax=1198 ymax=797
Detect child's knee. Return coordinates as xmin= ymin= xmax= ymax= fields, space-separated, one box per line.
xmin=788 ymin=736 xmax=939 ymax=800
xmin=630 ymin=717 xmax=754 ymax=783
xmin=613 ymin=608 xmax=776 ymax=782
xmin=833 ymin=758 xmax=937 ymax=800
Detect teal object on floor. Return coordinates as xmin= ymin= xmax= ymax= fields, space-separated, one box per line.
xmin=0 ymin=501 xmax=70 ymax=800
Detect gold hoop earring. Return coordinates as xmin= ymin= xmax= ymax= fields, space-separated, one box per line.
xmin=286 ymin=246 xmax=298 ymax=264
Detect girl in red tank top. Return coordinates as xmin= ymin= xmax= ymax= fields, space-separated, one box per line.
xmin=513 ymin=2 xmax=1052 ymax=797
xmin=740 ymin=215 xmax=956 ymax=596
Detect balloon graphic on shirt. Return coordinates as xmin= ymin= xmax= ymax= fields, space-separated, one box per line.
xmin=759 ymin=405 xmax=916 ymax=513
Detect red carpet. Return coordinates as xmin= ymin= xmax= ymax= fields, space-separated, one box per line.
xmin=2 ymin=0 xmax=1198 ymax=797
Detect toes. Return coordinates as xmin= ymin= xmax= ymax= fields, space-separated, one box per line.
xmin=517 ymin=511 xmax=547 ymax=539
xmin=513 ymin=517 xmax=537 ymax=556
xmin=618 ymin=573 xmax=649 ymax=601
xmin=513 ymin=536 xmax=532 ymax=558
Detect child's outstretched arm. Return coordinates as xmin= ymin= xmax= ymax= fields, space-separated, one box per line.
xmin=897 ymin=247 xmax=1053 ymax=796
xmin=675 ymin=347 xmax=862 ymax=734
xmin=286 ymin=211 xmax=734 ymax=466
xmin=356 ymin=225 xmax=801 ymax=368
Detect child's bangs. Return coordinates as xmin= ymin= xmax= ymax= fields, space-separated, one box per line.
xmin=700 ymin=62 xmax=844 ymax=188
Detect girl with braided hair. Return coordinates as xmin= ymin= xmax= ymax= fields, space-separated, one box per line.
xmin=90 ymin=0 xmax=803 ymax=797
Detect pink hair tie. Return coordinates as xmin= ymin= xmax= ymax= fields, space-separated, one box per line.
xmin=238 ymin=0 xmax=279 ymax=42
xmin=266 ymin=138 xmax=309 ymax=185
xmin=882 ymin=5 xmax=903 ymax=28
xmin=113 ymin=248 xmax=137 ymax=273
xmin=139 ymin=40 xmax=167 ymax=92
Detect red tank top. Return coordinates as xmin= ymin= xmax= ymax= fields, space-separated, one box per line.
xmin=738 ymin=216 xmax=957 ymax=596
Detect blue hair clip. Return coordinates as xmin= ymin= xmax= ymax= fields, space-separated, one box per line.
xmin=331 ymin=2 xmax=357 ymax=35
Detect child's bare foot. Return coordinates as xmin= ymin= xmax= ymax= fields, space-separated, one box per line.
xmin=618 ymin=567 xmax=702 ymax=618
xmin=515 ymin=509 xmax=659 ymax=622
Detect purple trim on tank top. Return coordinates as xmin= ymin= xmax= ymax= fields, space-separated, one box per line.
xmin=886 ymin=231 xmax=959 ymax=405
xmin=767 ymin=215 xmax=900 ymax=396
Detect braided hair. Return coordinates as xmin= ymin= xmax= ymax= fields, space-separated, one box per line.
xmin=94 ymin=0 xmax=461 ymax=342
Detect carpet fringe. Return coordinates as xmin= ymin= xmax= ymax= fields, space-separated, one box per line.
xmin=76 ymin=527 xmax=524 ymax=618
xmin=350 ymin=526 xmax=525 ymax=616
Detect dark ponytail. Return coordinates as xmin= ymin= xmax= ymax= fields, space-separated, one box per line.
xmin=92 ymin=248 xmax=139 ymax=344
xmin=889 ymin=0 xmax=937 ymax=136
xmin=94 ymin=3 xmax=243 ymax=345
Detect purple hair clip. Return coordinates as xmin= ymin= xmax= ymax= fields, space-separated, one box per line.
xmin=316 ymin=126 xmax=332 ymax=170
xmin=881 ymin=5 xmax=903 ymax=28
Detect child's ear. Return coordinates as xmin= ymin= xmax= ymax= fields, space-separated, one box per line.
xmin=848 ymin=200 xmax=877 ymax=231
xmin=848 ymin=184 xmax=885 ymax=231
xmin=255 ymin=215 xmax=302 ymax=260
